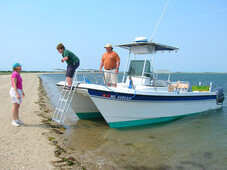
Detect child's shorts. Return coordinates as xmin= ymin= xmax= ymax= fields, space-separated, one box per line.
xmin=66 ymin=62 xmax=80 ymax=78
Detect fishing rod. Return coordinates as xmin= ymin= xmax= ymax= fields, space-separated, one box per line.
xmin=150 ymin=0 xmax=170 ymax=41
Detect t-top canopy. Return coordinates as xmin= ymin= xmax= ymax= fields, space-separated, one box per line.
xmin=116 ymin=42 xmax=179 ymax=54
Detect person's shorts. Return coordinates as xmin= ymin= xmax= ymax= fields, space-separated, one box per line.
xmin=104 ymin=68 xmax=118 ymax=84
xmin=9 ymin=87 xmax=23 ymax=104
xmin=66 ymin=62 xmax=80 ymax=78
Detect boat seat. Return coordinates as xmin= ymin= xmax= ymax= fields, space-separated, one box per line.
xmin=154 ymin=80 xmax=167 ymax=87
xmin=177 ymin=81 xmax=189 ymax=92
xmin=168 ymin=83 xmax=177 ymax=92
xmin=168 ymin=81 xmax=189 ymax=92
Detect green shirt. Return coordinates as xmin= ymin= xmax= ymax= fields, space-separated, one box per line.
xmin=62 ymin=49 xmax=80 ymax=65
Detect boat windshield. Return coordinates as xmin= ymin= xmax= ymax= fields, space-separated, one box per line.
xmin=128 ymin=60 xmax=152 ymax=77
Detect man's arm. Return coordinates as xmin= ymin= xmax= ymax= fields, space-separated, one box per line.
xmin=99 ymin=61 xmax=104 ymax=73
xmin=61 ymin=56 xmax=68 ymax=62
xmin=116 ymin=61 xmax=120 ymax=73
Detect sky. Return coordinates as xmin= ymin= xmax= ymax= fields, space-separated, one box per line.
xmin=1 ymin=0 xmax=227 ymax=72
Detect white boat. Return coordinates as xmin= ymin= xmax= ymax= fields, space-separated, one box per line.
xmin=56 ymin=37 xmax=224 ymax=128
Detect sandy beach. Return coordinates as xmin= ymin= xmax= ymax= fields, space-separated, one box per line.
xmin=0 ymin=73 xmax=83 ymax=169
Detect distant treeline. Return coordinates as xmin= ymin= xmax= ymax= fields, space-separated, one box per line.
xmin=0 ymin=71 xmax=61 ymax=75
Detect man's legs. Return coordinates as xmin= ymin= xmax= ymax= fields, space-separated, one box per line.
xmin=104 ymin=70 xmax=111 ymax=86
xmin=67 ymin=77 xmax=72 ymax=87
xmin=111 ymin=70 xmax=118 ymax=87
xmin=66 ymin=62 xmax=79 ymax=87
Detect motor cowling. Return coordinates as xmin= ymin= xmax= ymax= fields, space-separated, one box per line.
xmin=215 ymin=88 xmax=224 ymax=104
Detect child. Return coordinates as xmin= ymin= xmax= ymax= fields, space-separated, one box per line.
xmin=56 ymin=43 xmax=80 ymax=90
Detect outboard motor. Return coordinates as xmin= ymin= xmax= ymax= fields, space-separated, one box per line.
xmin=215 ymin=88 xmax=224 ymax=104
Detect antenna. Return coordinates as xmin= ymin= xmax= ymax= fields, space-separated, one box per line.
xmin=150 ymin=0 xmax=170 ymax=41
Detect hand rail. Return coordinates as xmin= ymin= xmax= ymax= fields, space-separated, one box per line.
xmin=78 ymin=68 xmax=118 ymax=85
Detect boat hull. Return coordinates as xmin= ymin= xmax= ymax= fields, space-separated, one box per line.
xmin=56 ymin=84 xmax=222 ymax=128
xmin=88 ymin=89 xmax=221 ymax=128
xmin=71 ymin=89 xmax=103 ymax=119
xmin=56 ymin=85 xmax=102 ymax=119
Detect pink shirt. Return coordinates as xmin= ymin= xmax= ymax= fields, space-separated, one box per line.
xmin=11 ymin=71 xmax=23 ymax=90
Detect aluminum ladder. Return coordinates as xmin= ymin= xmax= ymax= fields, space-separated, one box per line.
xmin=52 ymin=71 xmax=80 ymax=124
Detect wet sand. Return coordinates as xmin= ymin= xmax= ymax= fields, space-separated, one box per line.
xmin=0 ymin=73 xmax=84 ymax=169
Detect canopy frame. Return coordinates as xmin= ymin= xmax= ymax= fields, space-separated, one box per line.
xmin=117 ymin=41 xmax=178 ymax=87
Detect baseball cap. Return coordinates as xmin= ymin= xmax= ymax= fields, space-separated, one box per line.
xmin=12 ymin=63 xmax=22 ymax=68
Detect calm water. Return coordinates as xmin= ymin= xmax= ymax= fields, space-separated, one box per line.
xmin=39 ymin=73 xmax=227 ymax=169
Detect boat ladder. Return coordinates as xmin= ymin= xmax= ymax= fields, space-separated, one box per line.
xmin=52 ymin=71 xmax=80 ymax=124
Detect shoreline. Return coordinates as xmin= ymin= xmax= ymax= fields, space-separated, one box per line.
xmin=0 ymin=73 xmax=85 ymax=169
xmin=37 ymin=75 xmax=86 ymax=169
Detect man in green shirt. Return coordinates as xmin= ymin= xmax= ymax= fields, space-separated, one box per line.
xmin=57 ymin=43 xmax=80 ymax=90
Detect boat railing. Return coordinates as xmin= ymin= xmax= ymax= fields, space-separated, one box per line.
xmin=76 ymin=69 xmax=194 ymax=93
xmin=78 ymin=68 xmax=118 ymax=85
xmin=75 ymin=70 xmax=213 ymax=93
